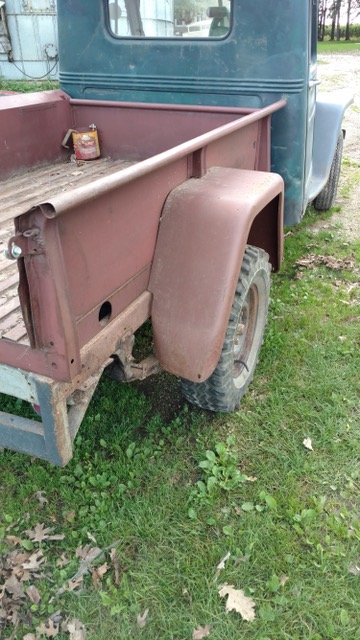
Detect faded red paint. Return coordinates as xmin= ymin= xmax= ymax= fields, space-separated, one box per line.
xmin=0 ymin=92 xmax=285 ymax=384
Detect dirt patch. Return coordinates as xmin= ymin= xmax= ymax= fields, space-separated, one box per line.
xmin=315 ymin=52 xmax=360 ymax=241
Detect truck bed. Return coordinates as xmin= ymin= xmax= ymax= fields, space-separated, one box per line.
xmin=0 ymin=157 xmax=133 ymax=344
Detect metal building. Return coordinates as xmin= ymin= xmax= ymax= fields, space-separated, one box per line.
xmin=0 ymin=0 xmax=58 ymax=80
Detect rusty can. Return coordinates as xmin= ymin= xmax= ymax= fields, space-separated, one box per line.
xmin=62 ymin=124 xmax=100 ymax=160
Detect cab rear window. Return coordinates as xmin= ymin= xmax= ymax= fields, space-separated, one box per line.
xmin=108 ymin=1 xmax=231 ymax=38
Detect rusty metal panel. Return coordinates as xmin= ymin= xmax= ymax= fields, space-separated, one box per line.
xmin=0 ymin=91 xmax=71 ymax=180
xmin=149 ymin=167 xmax=284 ymax=383
xmin=0 ymin=99 xmax=284 ymax=384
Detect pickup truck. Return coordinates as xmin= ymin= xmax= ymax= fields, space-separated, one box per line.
xmin=0 ymin=0 xmax=352 ymax=465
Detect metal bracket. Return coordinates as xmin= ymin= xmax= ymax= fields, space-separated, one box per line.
xmin=5 ymin=228 xmax=44 ymax=260
xmin=107 ymin=332 xmax=161 ymax=382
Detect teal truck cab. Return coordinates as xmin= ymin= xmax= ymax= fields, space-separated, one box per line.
xmin=0 ymin=0 xmax=352 ymax=465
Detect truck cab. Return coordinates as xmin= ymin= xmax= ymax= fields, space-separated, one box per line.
xmin=59 ymin=0 xmax=350 ymax=225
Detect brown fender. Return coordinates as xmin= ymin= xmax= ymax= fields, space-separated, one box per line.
xmin=148 ymin=167 xmax=284 ymax=382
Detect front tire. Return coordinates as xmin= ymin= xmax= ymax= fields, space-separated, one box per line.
xmin=181 ymin=245 xmax=271 ymax=412
xmin=313 ymin=131 xmax=343 ymax=211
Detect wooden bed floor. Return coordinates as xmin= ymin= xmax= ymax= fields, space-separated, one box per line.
xmin=0 ymin=157 xmax=133 ymax=344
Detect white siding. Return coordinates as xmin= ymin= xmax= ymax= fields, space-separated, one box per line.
xmin=0 ymin=0 xmax=58 ymax=80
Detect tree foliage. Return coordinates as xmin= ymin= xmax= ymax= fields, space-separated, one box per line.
xmin=174 ymin=0 xmax=210 ymax=24
xmin=318 ymin=0 xmax=360 ymax=41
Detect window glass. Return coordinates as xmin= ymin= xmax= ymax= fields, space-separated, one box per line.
xmin=108 ymin=1 xmax=231 ymax=38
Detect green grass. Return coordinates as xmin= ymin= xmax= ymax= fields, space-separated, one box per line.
xmin=0 ymin=78 xmax=59 ymax=93
xmin=1 ymin=209 xmax=359 ymax=639
xmin=318 ymin=39 xmax=360 ymax=54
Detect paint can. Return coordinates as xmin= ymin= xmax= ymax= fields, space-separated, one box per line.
xmin=62 ymin=124 xmax=100 ymax=160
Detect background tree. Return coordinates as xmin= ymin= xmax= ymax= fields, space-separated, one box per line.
xmin=345 ymin=0 xmax=360 ymax=39
xmin=318 ymin=0 xmax=329 ymax=40
xmin=174 ymin=0 xmax=210 ymax=24
xmin=329 ymin=0 xmax=342 ymax=40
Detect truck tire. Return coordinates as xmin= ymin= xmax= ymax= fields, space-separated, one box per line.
xmin=313 ymin=131 xmax=343 ymax=211
xmin=181 ymin=245 xmax=271 ymax=412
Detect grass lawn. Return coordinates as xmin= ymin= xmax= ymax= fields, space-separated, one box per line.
xmin=318 ymin=39 xmax=360 ymax=54
xmin=1 ymin=205 xmax=359 ymax=639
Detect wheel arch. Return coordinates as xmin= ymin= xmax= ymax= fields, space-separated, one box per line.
xmin=308 ymin=91 xmax=353 ymax=203
xmin=148 ymin=167 xmax=284 ymax=383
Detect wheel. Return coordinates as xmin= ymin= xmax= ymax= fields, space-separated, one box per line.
xmin=181 ymin=245 xmax=271 ymax=412
xmin=313 ymin=131 xmax=343 ymax=211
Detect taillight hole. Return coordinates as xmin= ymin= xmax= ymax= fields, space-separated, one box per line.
xmin=99 ymin=301 xmax=112 ymax=326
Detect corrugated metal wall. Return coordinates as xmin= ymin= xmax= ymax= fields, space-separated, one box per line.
xmin=0 ymin=0 xmax=58 ymax=80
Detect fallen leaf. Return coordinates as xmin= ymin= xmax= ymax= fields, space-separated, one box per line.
xmin=67 ymin=576 xmax=84 ymax=592
xmin=47 ymin=534 xmax=65 ymax=541
xmin=86 ymin=532 xmax=97 ymax=544
xmin=23 ymin=550 xmax=46 ymax=571
xmin=218 ymin=583 xmax=256 ymax=621
xmin=192 ymin=624 xmax=211 ymax=639
xmin=295 ymin=253 xmax=355 ymax=271
xmin=25 ymin=523 xmax=53 ymax=543
xmin=75 ymin=545 xmax=101 ymax=563
xmin=303 ymin=438 xmax=313 ymax=451
xmin=5 ymin=535 xmax=23 ymax=546
xmin=62 ymin=618 xmax=86 ymax=640
xmin=91 ymin=562 xmax=109 ymax=590
xmin=279 ymin=575 xmax=289 ymax=587
xmin=110 ymin=548 xmax=120 ymax=585
xmin=214 ymin=551 xmax=230 ymax=580
xmin=348 ymin=563 xmax=360 ymax=576
xmin=4 ymin=574 xmax=25 ymax=600
xmin=247 ymin=476 xmax=257 ymax=482
xmin=137 ymin=609 xmax=149 ymax=628
xmin=56 ymin=553 xmax=70 ymax=568
xmin=26 ymin=584 xmax=41 ymax=604
xmin=37 ymin=618 xmax=59 ymax=638
xmin=23 ymin=634 xmax=37 ymax=640
xmin=34 ymin=491 xmax=48 ymax=508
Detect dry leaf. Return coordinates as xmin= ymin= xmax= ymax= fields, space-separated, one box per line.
xmin=4 ymin=575 xmax=25 ymax=600
xmin=91 ymin=563 xmax=109 ymax=590
xmin=5 ymin=535 xmax=23 ymax=546
xmin=34 ymin=491 xmax=48 ymax=508
xmin=67 ymin=576 xmax=84 ymax=592
xmin=23 ymin=634 xmax=37 ymax=640
xmin=56 ymin=553 xmax=70 ymax=568
xmin=110 ymin=548 xmax=120 ymax=585
xmin=279 ymin=575 xmax=289 ymax=587
xmin=47 ymin=534 xmax=65 ymax=541
xmin=62 ymin=618 xmax=86 ymax=640
xmin=295 ymin=253 xmax=355 ymax=271
xmin=218 ymin=583 xmax=256 ymax=621
xmin=26 ymin=584 xmax=41 ymax=604
xmin=137 ymin=609 xmax=149 ymax=628
xmin=348 ymin=563 xmax=360 ymax=576
xmin=75 ymin=545 xmax=101 ymax=563
xmin=214 ymin=551 xmax=230 ymax=581
xmin=23 ymin=550 xmax=46 ymax=571
xmin=192 ymin=624 xmax=211 ymax=639
xmin=247 ymin=476 xmax=257 ymax=482
xmin=86 ymin=532 xmax=97 ymax=544
xmin=303 ymin=438 xmax=313 ymax=451
xmin=37 ymin=618 xmax=59 ymax=637
xmin=25 ymin=523 xmax=53 ymax=543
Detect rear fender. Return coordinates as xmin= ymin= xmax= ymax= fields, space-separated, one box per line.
xmin=308 ymin=91 xmax=353 ymax=202
xmin=149 ymin=167 xmax=284 ymax=382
